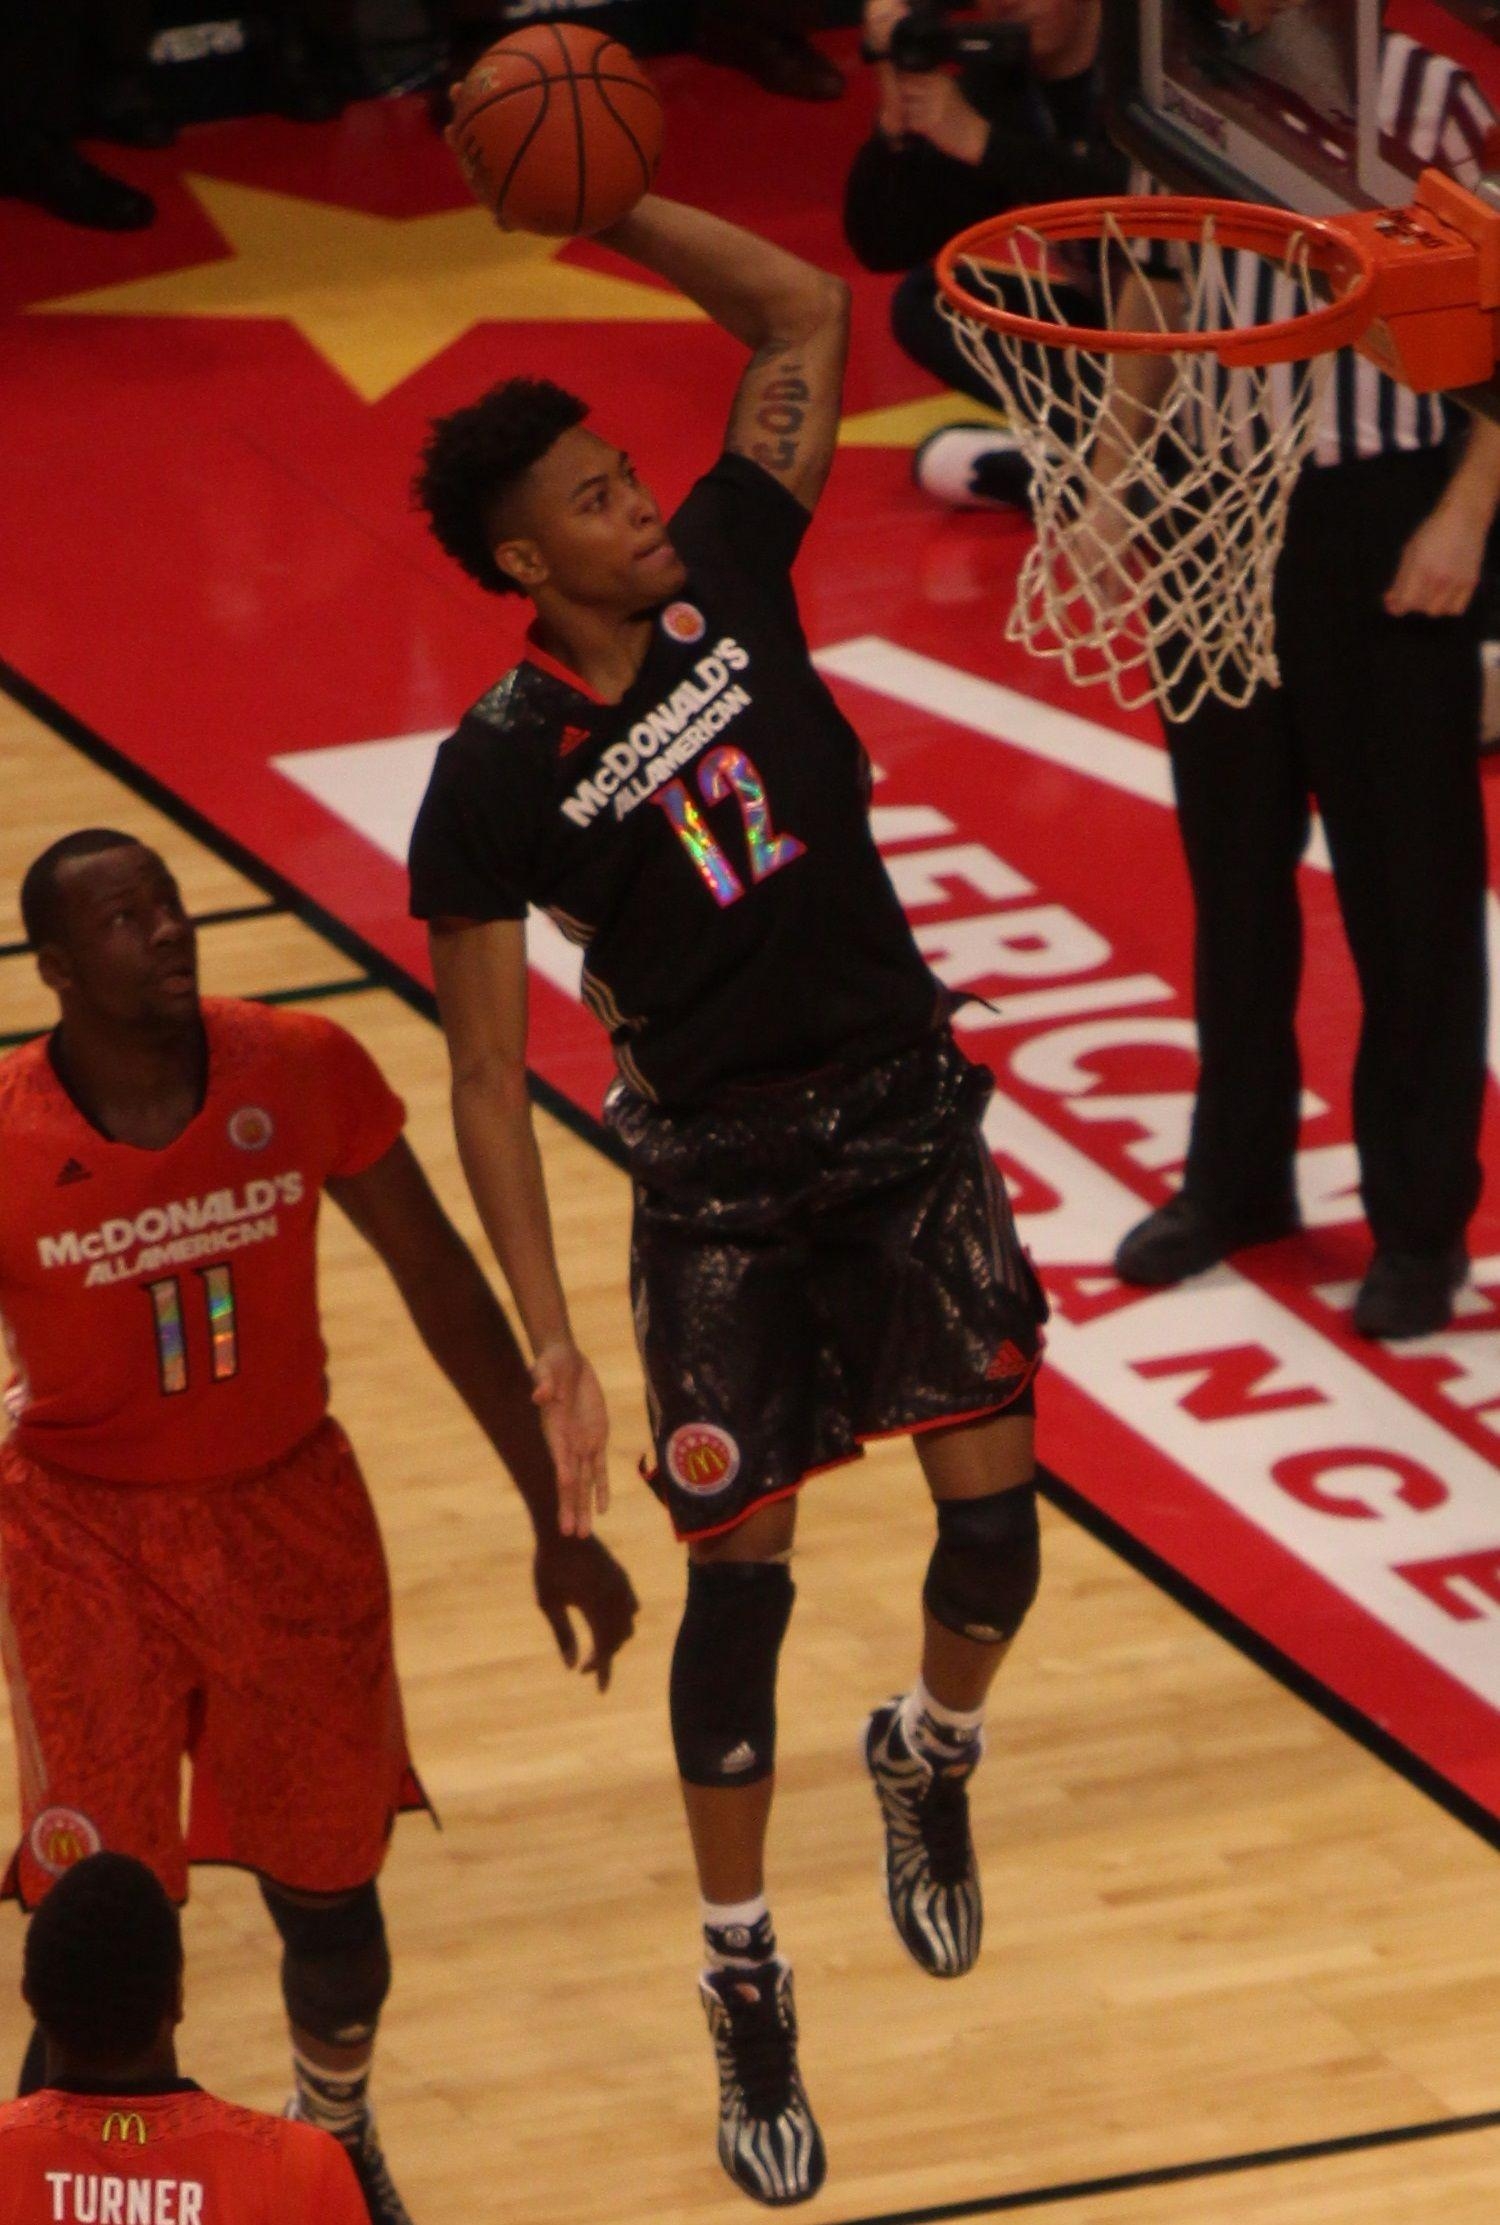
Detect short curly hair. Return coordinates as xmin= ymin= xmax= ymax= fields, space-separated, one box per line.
xmin=413 ymin=377 xmax=590 ymax=595
xmin=19 ymin=827 xmax=142 ymax=951
xmin=25 ymin=1853 xmax=182 ymax=2066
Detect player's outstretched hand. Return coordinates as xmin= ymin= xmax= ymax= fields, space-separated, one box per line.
xmin=533 ymin=1535 xmax=640 ymax=1691
xmin=531 ymin=1339 xmax=610 ymax=1537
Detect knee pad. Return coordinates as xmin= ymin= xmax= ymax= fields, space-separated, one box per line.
xmin=924 ymin=1486 xmax=1040 ymax=1646
xmin=669 ymin=1561 xmax=794 ymax=1789
xmin=260 ymin=1880 xmax=390 ymax=2049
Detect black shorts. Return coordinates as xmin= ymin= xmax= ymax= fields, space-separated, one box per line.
xmin=606 ymin=1030 xmax=1048 ymax=1542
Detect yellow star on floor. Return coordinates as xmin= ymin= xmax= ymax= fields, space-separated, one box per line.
xmin=838 ymin=392 xmax=1006 ymax=447
xmin=31 ymin=175 xmax=704 ymax=402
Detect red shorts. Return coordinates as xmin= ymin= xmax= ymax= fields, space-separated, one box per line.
xmin=0 ymin=1418 xmax=424 ymax=1907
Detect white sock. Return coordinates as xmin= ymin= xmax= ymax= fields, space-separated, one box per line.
xmin=702 ymin=1895 xmax=775 ymax=1969
xmin=900 ymin=1677 xmax=985 ymax=1762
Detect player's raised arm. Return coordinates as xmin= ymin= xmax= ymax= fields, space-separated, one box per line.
xmin=422 ymin=915 xmax=612 ymax=1543
xmin=596 ymin=193 xmax=852 ymax=513
xmin=326 ymin=1127 xmax=636 ymax=1684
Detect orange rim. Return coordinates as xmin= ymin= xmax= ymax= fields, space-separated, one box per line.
xmin=936 ymin=194 xmax=1378 ymax=368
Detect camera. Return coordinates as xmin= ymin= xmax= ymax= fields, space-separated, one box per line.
xmin=862 ymin=2 xmax=1029 ymax=76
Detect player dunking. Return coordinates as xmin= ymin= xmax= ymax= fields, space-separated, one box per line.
xmin=0 ymin=831 xmax=639 ymax=2225
xmin=409 ymin=196 xmax=1048 ymax=2203
xmin=0 ymin=1853 xmax=367 ymax=2224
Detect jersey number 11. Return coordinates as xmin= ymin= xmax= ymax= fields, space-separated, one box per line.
xmin=145 ymin=1265 xmax=240 ymax=1396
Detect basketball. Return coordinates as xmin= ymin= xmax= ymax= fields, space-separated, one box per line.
xmin=450 ymin=25 xmax=663 ymax=237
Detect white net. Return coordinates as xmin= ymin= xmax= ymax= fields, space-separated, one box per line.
xmin=942 ymin=212 xmax=1335 ymax=722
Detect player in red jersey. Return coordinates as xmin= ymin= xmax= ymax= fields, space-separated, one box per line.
xmin=0 ymin=1851 xmax=367 ymax=2224
xmin=0 ymin=828 xmax=640 ymax=2225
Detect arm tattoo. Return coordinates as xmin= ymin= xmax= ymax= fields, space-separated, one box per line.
xmin=745 ymin=351 xmax=810 ymax=476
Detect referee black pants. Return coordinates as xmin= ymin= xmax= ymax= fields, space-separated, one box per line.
xmin=1167 ymin=445 xmax=1488 ymax=1256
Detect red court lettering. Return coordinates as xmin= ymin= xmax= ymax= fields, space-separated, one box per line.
xmin=1134 ymin=1344 xmax=1328 ymax=1422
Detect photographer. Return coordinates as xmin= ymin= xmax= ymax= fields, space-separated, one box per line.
xmin=845 ymin=0 xmax=1123 ymax=504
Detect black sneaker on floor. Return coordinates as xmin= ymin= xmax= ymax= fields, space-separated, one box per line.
xmin=286 ymin=2099 xmax=414 ymax=2225
xmin=699 ymin=1959 xmax=826 ymax=2206
xmin=2 ymin=139 xmax=155 ymax=230
xmin=1353 ymin=1242 xmax=1467 ymax=1340
xmin=1114 ymin=1192 xmax=1299 ymax=1287
xmin=913 ymin=423 xmax=1033 ymax=513
xmin=864 ymin=1698 xmax=982 ymax=1979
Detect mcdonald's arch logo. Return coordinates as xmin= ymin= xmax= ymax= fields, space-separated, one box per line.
xmin=29 ymin=1806 xmax=101 ymax=1877
xmin=101 ymin=2111 xmax=147 ymax=2144
xmin=665 ymin=1423 xmax=740 ymax=1498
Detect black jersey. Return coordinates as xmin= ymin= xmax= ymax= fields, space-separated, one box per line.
xmin=408 ymin=453 xmax=943 ymax=1105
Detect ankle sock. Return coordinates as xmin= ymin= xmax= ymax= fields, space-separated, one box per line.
xmin=900 ymin=1677 xmax=985 ymax=1766
xmin=703 ymin=1894 xmax=777 ymax=1970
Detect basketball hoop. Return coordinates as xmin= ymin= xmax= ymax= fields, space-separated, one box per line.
xmin=936 ymin=173 xmax=1500 ymax=721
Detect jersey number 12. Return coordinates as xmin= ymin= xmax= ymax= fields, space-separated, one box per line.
xmin=655 ymin=745 xmax=806 ymax=907
xmin=145 ymin=1265 xmax=240 ymax=1396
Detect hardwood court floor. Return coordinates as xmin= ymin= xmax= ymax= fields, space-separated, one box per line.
xmin=3 ymin=689 xmax=1500 ymax=2224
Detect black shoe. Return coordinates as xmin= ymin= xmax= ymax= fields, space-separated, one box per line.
xmin=699 ymin=1959 xmax=826 ymax=2205
xmin=87 ymin=71 xmax=179 ymax=149
xmin=1114 ymin=1193 xmax=1299 ymax=1287
xmin=864 ymin=1699 xmax=982 ymax=1978
xmin=1353 ymin=1244 xmax=1467 ymax=1340
xmin=2 ymin=140 xmax=155 ymax=230
xmin=914 ymin=424 xmax=1032 ymax=514
xmin=286 ymin=2101 xmax=412 ymax=2225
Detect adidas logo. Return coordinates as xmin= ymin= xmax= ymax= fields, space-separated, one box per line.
xmin=56 ymin=1159 xmax=92 ymax=1186
xmin=720 ymin=1740 xmax=759 ymax=1774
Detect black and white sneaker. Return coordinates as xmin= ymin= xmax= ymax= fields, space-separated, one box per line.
xmin=913 ymin=423 xmax=1033 ymax=513
xmin=864 ymin=1698 xmax=983 ymax=1979
xmin=286 ymin=2098 xmax=414 ymax=2225
xmin=699 ymin=1958 xmax=826 ymax=2205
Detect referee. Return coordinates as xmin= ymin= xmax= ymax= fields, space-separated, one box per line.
xmin=1116 ymin=7 xmax=1499 ymax=1339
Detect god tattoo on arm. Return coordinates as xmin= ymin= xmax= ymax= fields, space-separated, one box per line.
xmin=746 ymin=351 xmax=811 ymax=476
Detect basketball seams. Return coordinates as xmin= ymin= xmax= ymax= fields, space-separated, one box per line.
xmin=493 ymin=74 xmax=553 ymax=230
xmin=455 ymin=26 xmax=661 ymax=234
xmin=542 ymin=22 xmax=590 ymax=239
xmin=588 ymin=51 xmax=658 ymax=196
xmin=457 ymin=70 xmax=652 ymax=130
xmin=451 ymin=46 xmax=546 ymax=134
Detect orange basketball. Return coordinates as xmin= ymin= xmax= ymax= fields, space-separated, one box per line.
xmin=450 ymin=24 xmax=663 ymax=237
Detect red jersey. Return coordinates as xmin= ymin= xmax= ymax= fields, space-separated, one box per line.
xmin=0 ymin=1000 xmax=405 ymax=1483
xmin=0 ymin=2084 xmax=367 ymax=2223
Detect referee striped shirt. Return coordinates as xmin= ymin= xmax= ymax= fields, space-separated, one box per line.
xmin=1148 ymin=29 xmax=1497 ymax=465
